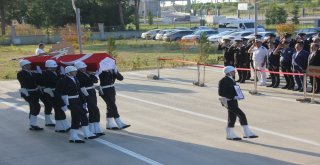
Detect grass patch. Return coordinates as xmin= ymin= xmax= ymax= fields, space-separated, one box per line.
xmin=0 ymin=39 xmax=223 ymax=80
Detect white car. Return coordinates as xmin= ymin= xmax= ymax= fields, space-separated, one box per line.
xmin=181 ymin=30 xmax=218 ymax=42
xmin=155 ymin=29 xmax=175 ymax=40
xmin=141 ymin=29 xmax=160 ymax=40
xmin=219 ymin=31 xmax=254 ymax=43
xmin=208 ymin=30 xmax=236 ymax=43
xmin=244 ymin=31 xmax=277 ymax=41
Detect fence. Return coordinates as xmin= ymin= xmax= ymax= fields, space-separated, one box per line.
xmin=156 ymin=58 xmax=319 ymax=103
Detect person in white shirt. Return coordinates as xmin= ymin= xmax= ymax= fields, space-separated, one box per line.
xmin=248 ymin=39 xmax=268 ymax=86
xmin=35 ymin=43 xmax=47 ymax=56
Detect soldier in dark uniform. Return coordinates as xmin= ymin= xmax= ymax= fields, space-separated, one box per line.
xmin=55 ymin=66 xmax=97 ymax=143
xmin=267 ymin=42 xmax=280 ymax=88
xmin=42 ymin=60 xmax=70 ymax=132
xmin=275 ymin=40 xmax=295 ymax=90
xmin=218 ymin=37 xmax=234 ymax=66
xmin=233 ymin=39 xmax=248 ymax=83
xmin=98 ymin=65 xmax=130 ymax=130
xmin=17 ymin=60 xmax=43 ymax=131
xmin=218 ymin=66 xmax=258 ymax=141
xmin=308 ymin=43 xmax=320 ymax=93
xmin=74 ymin=61 xmax=105 ymax=136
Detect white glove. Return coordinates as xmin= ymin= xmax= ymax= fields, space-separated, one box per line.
xmin=83 ymin=103 xmax=87 ymax=109
xmin=36 ymin=66 xmax=42 ymax=74
xmin=234 ymin=96 xmax=240 ymax=100
xmin=61 ymin=106 xmax=68 ymax=112
xmin=60 ymin=66 xmax=65 ymax=75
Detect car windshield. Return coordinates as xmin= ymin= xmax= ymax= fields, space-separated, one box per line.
xmin=244 ymin=23 xmax=254 ymax=28
xmin=193 ymin=31 xmax=203 ymax=35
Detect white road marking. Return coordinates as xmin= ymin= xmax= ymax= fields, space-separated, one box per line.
xmin=117 ymin=93 xmax=320 ymax=147
xmin=0 ymin=99 xmax=163 ymax=165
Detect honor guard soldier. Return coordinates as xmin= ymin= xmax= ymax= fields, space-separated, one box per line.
xmin=218 ymin=37 xmax=234 ymax=66
xmin=17 ymin=60 xmax=43 ymax=131
xmin=42 ymin=60 xmax=70 ymax=132
xmin=55 ymin=66 xmax=97 ymax=143
xmin=74 ymin=61 xmax=105 ymax=136
xmin=98 ymin=65 xmax=130 ymax=130
xmin=218 ymin=66 xmax=258 ymax=140
xmin=233 ymin=39 xmax=248 ymax=83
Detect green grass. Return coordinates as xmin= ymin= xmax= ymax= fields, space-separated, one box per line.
xmin=0 ymin=40 xmax=223 ymax=80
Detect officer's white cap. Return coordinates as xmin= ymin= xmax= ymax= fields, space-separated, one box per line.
xmin=19 ymin=59 xmax=31 ymax=67
xmin=45 ymin=60 xmax=57 ymax=68
xmin=223 ymin=66 xmax=236 ymax=75
xmin=74 ymin=61 xmax=87 ymax=69
xmin=65 ymin=66 xmax=77 ymax=74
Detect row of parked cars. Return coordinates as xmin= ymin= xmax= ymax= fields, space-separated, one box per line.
xmin=141 ymin=26 xmax=320 ymax=44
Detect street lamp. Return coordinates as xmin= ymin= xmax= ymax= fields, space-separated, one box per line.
xmin=72 ymin=0 xmax=83 ymax=54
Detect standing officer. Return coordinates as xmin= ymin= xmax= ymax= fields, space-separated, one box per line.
xmin=233 ymin=39 xmax=248 ymax=83
xmin=218 ymin=66 xmax=258 ymax=140
xmin=98 ymin=65 xmax=130 ymax=130
xmin=248 ymin=39 xmax=268 ymax=86
xmin=74 ymin=61 xmax=105 ymax=136
xmin=308 ymin=43 xmax=320 ymax=93
xmin=292 ymin=42 xmax=309 ymax=92
xmin=267 ymin=42 xmax=280 ymax=88
xmin=55 ymin=66 xmax=97 ymax=143
xmin=17 ymin=60 xmax=43 ymax=131
xmin=42 ymin=60 xmax=70 ymax=132
xmin=218 ymin=37 xmax=234 ymax=66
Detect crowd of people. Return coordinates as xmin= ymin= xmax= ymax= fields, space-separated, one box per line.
xmin=218 ymin=32 xmax=320 ymax=93
xmin=17 ymin=54 xmax=130 ymax=143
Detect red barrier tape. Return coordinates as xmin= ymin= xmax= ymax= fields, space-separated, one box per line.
xmin=158 ymin=58 xmax=310 ymax=77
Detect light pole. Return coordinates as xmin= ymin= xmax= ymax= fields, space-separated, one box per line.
xmin=72 ymin=0 xmax=83 ymax=54
xmin=254 ymin=0 xmax=258 ymax=35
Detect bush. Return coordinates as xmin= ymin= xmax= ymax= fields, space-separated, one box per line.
xmin=276 ymin=23 xmax=296 ymax=37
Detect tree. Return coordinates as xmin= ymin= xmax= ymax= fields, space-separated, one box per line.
xmin=134 ymin=0 xmax=140 ymax=30
xmin=291 ymin=4 xmax=299 ymax=25
xmin=265 ymin=4 xmax=288 ymax=25
xmin=147 ymin=11 xmax=153 ymax=25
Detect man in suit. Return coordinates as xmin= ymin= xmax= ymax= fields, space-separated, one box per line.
xmin=218 ymin=66 xmax=258 ymax=141
xmin=17 ymin=60 xmax=43 ymax=131
xmin=308 ymin=43 xmax=320 ymax=93
xmin=292 ymin=42 xmax=309 ymax=92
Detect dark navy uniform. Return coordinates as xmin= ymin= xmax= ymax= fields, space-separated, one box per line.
xmin=76 ymin=71 xmax=100 ymax=123
xmin=219 ymin=43 xmax=234 ymax=66
xmin=99 ymin=70 xmax=123 ymax=118
xmin=267 ymin=48 xmax=280 ymax=88
xmin=309 ymin=49 xmax=320 ymax=93
xmin=280 ymin=47 xmax=295 ymax=89
xmin=34 ymin=73 xmax=53 ymax=117
xmin=234 ymin=46 xmax=248 ymax=83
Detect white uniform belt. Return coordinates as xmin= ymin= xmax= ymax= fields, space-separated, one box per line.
xmin=26 ymin=88 xmax=38 ymax=92
xmin=68 ymin=95 xmax=79 ymax=99
xmin=101 ymin=84 xmax=114 ymax=89
xmin=85 ymin=86 xmax=94 ymax=90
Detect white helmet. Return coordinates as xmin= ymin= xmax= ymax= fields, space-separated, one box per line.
xmin=74 ymin=61 xmax=87 ymax=69
xmin=65 ymin=66 xmax=78 ymax=74
xmin=223 ymin=66 xmax=236 ymax=75
xmin=19 ymin=60 xmax=31 ymax=67
xmin=45 ymin=60 xmax=58 ymax=68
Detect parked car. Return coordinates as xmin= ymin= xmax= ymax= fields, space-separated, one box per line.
xmin=155 ymin=29 xmax=176 ymax=40
xmin=174 ymin=16 xmax=190 ymax=22
xmin=244 ymin=31 xmax=277 ymax=41
xmin=208 ymin=30 xmax=236 ymax=43
xmin=141 ymin=29 xmax=160 ymax=40
xmin=190 ymin=26 xmax=212 ymax=31
xmin=219 ymin=31 xmax=254 ymax=43
xmin=181 ymin=30 xmax=218 ymax=42
xmin=163 ymin=30 xmax=194 ymax=42
xmin=296 ymin=27 xmax=320 ymax=33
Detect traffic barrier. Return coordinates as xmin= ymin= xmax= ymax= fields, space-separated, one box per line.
xmin=156 ymin=58 xmax=318 ymax=103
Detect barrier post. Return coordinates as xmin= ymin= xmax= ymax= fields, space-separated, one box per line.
xmin=311 ymin=75 xmax=316 ymax=103
xmin=303 ymin=73 xmax=307 ymax=99
xmin=157 ymin=58 xmax=160 ymax=78
xmin=193 ymin=63 xmax=201 ymax=86
xmin=200 ymin=65 xmax=205 ymax=87
xmin=249 ymin=68 xmax=259 ymax=95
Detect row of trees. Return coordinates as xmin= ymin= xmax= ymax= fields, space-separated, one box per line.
xmin=0 ymin=0 xmax=141 ymax=36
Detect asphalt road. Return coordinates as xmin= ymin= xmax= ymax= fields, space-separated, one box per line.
xmin=0 ymin=66 xmax=319 ymax=165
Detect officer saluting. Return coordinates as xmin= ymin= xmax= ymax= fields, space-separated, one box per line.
xmin=17 ymin=60 xmax=43 ymax=131
xmin=218 ymin=66 xmax=258 ymax=140
xmin=218 ymin=37 xmax=234 ymax=66
xmin=55 ymin=66 xmax=97 ymax=143
xmin=74 ymin=61 xmax=105 ymax=136
xmin=98 ymin=65 xmax=130 ymax=130
xmin=42 ymin=60 xmax=70 ymax=132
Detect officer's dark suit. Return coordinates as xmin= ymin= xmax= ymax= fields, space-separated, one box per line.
xmin=219 ymin=44 xmax=234 ymax=66
xmin=99 ymin=70 xmax=123 ymax=118
xmin=267 ymin=49 xmax=280 ymax=87
xmin=280 ymin=47 xmax=295 ymax=89
xmin=42 ymin=70 xmax=66 ymax=120
xmin=234 ymin=46 xmax=248 ymax=83
xmin=76 ymin=71 xmax=100 ymax=123
xmin=17 ymin=70 xmax=41 ymax=116
xmin=292 ymin=50 xmax=309 ymax=89
xmin=55 ymin=76 xmax=88 ymax=129
xmin=218 ymin=76 xmax=248 ymax=127
xmin=308 ymin=50 xmax=320 ymax=93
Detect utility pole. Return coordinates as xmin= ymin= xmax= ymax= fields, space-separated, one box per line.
xmin=254 ymin=0 xmax=257 ymax=35
xmin=72 ymin=0 xmax=83 ymax=54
